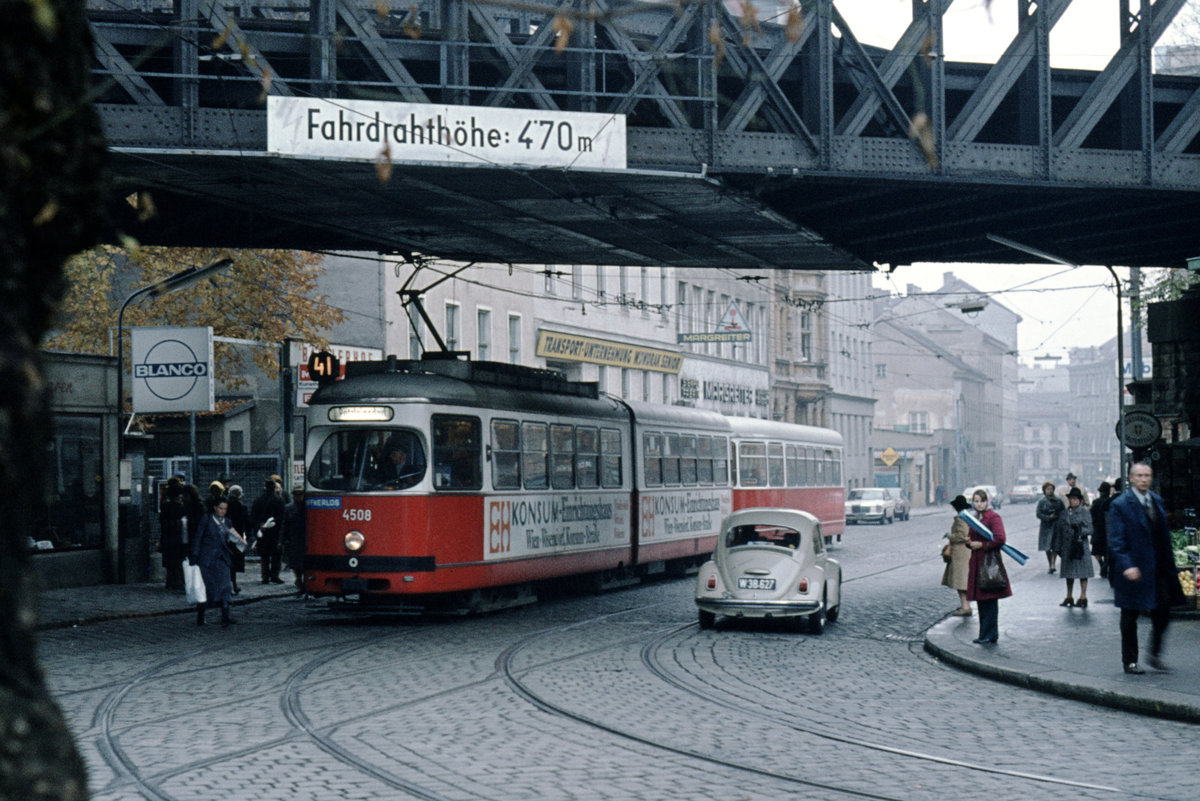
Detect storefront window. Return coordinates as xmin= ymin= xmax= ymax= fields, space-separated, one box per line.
xmin=34 ymin=416 xmax=104 ymax=551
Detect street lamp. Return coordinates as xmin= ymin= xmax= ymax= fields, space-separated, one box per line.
xmin=116 ymin=258 xmax=234 ymax=460
xmin=985 ymin=234 xmax=1127 ymax=477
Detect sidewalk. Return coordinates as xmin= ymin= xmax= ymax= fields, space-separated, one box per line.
xmin=35 ymin=576 xmax=298 ymax=630
xmin=925 ymin=558 xmax=1200 ymax=724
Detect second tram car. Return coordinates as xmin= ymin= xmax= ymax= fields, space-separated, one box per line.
xmin=301 ymin=356 xmax=843 ymax=612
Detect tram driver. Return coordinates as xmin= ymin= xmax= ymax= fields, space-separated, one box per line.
xmin=375 ymin=433 xmax=424 ymax=489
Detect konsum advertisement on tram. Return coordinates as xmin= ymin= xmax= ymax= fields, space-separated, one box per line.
xmin=301 ymin=356 xmax=843 ymax=612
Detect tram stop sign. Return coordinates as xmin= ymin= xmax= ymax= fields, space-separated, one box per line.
xmin=307 ymin=350 xmax=341 ymax=385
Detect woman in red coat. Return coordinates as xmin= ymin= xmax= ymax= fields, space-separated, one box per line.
xmin=965 ymin=488 xmax=1012 ymax=644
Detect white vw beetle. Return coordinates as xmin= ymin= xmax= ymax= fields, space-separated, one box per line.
xmin=695 ymin=508 xmax=842 ymax=634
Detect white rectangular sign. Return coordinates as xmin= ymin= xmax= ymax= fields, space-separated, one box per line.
xmin=131 ymin=326 xmax=214 ymax=414
xmin=268 ymin=97 xmax=626 ymax=170
xmin=483 ymin=492 xmax=630 ymax=560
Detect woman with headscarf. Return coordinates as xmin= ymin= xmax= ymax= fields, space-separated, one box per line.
xmin=1054 ymin=486 xmax=1095 ymax=608
xmin=941 ymin=495 xmax=973 ymax=616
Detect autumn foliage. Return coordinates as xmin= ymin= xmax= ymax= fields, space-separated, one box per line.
xmin=47 ymin=246 xmax=345 ymax=388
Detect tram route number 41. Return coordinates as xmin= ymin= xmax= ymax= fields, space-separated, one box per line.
xmin=307 ymin=351 xmax=341 ymax=385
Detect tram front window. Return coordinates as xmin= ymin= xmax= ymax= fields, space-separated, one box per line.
xmin=309 ymin=429 xmax=426 ymax=491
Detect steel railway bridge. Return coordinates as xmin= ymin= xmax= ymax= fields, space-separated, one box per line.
xmin=91 ymin=0 xmax=1200 ymax=270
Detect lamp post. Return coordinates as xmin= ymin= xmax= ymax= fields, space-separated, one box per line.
xmin=116 ymin=258 xmax=233 ymax=460
xmin=985 ymin=234 xmax=1127 ymax=480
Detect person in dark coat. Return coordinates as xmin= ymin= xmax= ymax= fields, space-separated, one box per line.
xmin=1053 ymin=487 xmax=1094 ymax=607
xmin=225 ymin=484 xmax=251 ymax=594
xmin=1109 ymin=462 xmax=1185 ymax=674
xmin=190 ymin=497 xmax=246 ymax=626
xmin=181 ymin=481 xmax=205 ymax=554
xmin=159 ymin=478 xmax=186 ymax=591
xmin=251 ymin=478 xmax=287 ymax=584
xmin=965 ymin=488 xmax=1012 ymax=644
xmin=1090 ymin=481 xmax=1112 ymax=578
xmin=283 ymin=489 xmax=306 ymax=592
xmin=1035 ymin=481 xmax=1064 ymax=574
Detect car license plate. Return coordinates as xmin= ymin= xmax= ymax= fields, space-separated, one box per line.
xmin=737 ymin=577 xmax=776 ymax=590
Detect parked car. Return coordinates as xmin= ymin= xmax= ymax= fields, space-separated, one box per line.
xmin=695 ymin=508 xmax=842 ymax=634
xmin=892 ymin=490 xmax=911 ymax=521
xmin=1008 ymin=485 xmax=1040 ymax=504
xmin=844 ymin=487 xmax=899 ymax=525
xmin=963 ymin=484 xmax=1002 ymax=509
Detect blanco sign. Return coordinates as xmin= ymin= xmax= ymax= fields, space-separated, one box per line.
xmin=267 ymin=97 xmax=626 ymax=170
xmin=131 ymin=326 xmax=214 ymax=413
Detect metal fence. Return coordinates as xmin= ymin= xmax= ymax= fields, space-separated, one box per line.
xmin=144 ymin=454 xmax=282 ymax=545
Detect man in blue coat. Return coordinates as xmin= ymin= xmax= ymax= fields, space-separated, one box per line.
xmin=1108 ymin=462 xmax=1185 ymax=674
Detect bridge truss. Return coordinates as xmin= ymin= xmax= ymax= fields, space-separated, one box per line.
xmin=90 ymin=0 xmax=1200 ymax=268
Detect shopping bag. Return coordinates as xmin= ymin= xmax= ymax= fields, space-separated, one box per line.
xmin=183 ymin=560 xmax=207 ymax=604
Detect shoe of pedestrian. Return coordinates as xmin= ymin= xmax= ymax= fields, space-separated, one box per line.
xmin=1060 ymin=597 xmax=1074 ymax=607
xmin=270 ymin=577 xmax=285 ymax=584
xmin=1124 ymin=663 xmax=1145 ymax=674
xmin=951 ymin=608 xmax=972 ymax=617
xmin=1148 ymin=655 xmax=1170 ymax=672
xmin=1076 ymin=598 xmax=1088 ymax=609
xmin=1049 ymin=567 xmax=1056 ymax=574
xmin=221 ymin=616 xmax=237 ymax=627
xmin=971 ymin=637 xmax=997 ymax=644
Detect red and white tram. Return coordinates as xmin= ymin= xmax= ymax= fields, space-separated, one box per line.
xmin=301 ymin=356 xmax=843 ymax=612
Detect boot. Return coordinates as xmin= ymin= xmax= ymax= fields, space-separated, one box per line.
xmin=196 ymin=603 xmax=206 ymax=626
xmin=221 ymin=602 xmax=236 ymax=627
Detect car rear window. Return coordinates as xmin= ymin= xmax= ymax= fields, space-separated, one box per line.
xmin=726 ymin=524 xmax=800 ymax=550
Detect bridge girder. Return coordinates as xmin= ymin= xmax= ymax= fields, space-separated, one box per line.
xmin=89 ymin=0 xmax=1200 ymax=268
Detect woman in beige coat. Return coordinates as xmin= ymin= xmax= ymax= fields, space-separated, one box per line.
xmin=942 ymin=494 xmax=973 ymax=616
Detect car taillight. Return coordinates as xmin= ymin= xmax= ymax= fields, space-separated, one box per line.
xmin=706 ymin=574 xmax=717 ymax=590
xmin=798 ymin=577 xmax=809 ymax=593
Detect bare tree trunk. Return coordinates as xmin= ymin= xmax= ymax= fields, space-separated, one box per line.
xmin=1 ymin=1 xmax=108 ymax=798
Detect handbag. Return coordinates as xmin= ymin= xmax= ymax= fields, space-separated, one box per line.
xmin=1069 ymin=536 xmax=1085 ymax=560
xmin=183 ymin=559 xmax=207 ymax=604
xmin=976 ymin=548 xmax=1008 ymax=592
xmin=941 ymin=543 xmax=953 ymax=563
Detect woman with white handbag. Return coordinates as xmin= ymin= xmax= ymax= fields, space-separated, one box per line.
xmin=189 ymin=498 xmax=246 ymax=627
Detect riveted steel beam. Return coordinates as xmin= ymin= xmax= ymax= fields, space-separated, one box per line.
xmin=200 ymin=0 xmax=293 ymax=96
xmin=337 ymin=0 xmax=429 ymax=102
xmin=948 ymin=0 xmax=1069 ymax=144
xmin=594 ymin=0 xmax=691 ymax=127
xmin=721 ymin=4 xmax=812 ymax=134
xmin=91 ymin=22 xmax=165 ymax=106
xmin=472 ymin=1 xmax=560 ymax=111
xmin=1054 ymin=0 xmax=1187 ymax=150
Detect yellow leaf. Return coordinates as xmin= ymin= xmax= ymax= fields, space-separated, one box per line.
xmin=213 ymin=24 xmax=232 ymax=51
xmin=909 ymin=112 xmax=938 ymax=170
xmin=709 ymin=21 xmax=725 ymax=70
xmin=27 ymin=0 xmax=58 ymax=37
xmin=920 ymin=32 xmax=937 ymax=67
xmin=553 ymin=14 xmax=573 ymax=54
xmin=785 ymin=7 xmax=805 ymax=43
xmin=32 ymin=200 xmax=59 ymax=226
xmin=376 ymin=143 xmax=394 ymax=184
xmin=258 ymin=68 xmax=273 ymax=103
xmin=404 ymin=5 xmax=422 ymax=39
xmin=376 ymin=0 xmax=389 ymax=17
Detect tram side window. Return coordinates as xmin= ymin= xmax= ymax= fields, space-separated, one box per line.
xmin=432 ymin=415 xmax=482 ymax=490
xmin=600 ymin=428 xmax=623 ymax=487
xmin=786 ymin=444 xmax=800 ymax=487
xmin=813 ymin=446 xmax=827 ymax=485
xmin=491 ymin=419 xmax=521 ymax=489
xmin=680 ymin=435 xmax=697 ymax=485
xmin=738 ymin=441 xmax=766 ymax=486
xmin=663 ymin=434 xmax=681 ymax=486
xmin=642 ymin=432 xmax=663 ymax=487
xmin=551 ymin=424 xmax=574 ymax=489
xmin=696 ymin=436 xmax=714 ymax=484
xmin=828 ymin=449 xmax=842 ymax=485
xmin=768 ymin=442 xmax=785 ymax=486
xmin=522 ymin=421 xmax=549 ymax=489
xmin=801 ymin=447 xmax=813 ymax=486
xmin=715 ymin=437 xmax=729 ymax=485
xmin=576 ymin=427 xmax=599 ymax=489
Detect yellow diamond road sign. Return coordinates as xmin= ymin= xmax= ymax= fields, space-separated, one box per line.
xmin=881 ymin=447 xmax=899 ymax=466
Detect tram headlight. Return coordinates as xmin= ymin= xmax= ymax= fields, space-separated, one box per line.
xmin=344 ymin=530 xmax=366 ymax=552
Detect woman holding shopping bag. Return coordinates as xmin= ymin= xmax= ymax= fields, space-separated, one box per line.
xmin=965 ymin=488 xmax=1012 ymax=644
xmin=190 ymin=498 xmax=246 ymax=627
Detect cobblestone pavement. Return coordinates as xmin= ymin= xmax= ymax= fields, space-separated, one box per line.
xmin=39 ymin=513 xmax=1198 ymax=801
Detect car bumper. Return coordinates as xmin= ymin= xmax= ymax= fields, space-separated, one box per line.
xmin=695 ymin=598 xmax=821 ymax=618
xmin=846 ymin=512 xmax=885 ymax=523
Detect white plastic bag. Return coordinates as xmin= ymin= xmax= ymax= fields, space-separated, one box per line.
xmin=183 ymin=560 xmax=207 ymax=604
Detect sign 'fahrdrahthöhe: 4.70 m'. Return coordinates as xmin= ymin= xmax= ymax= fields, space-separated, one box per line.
xmin=267 ymin=97 xmax=626 ymax=170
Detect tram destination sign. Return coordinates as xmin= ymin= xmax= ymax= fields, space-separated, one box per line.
xmin=268 ymin=97 xmax=626 ymax=170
